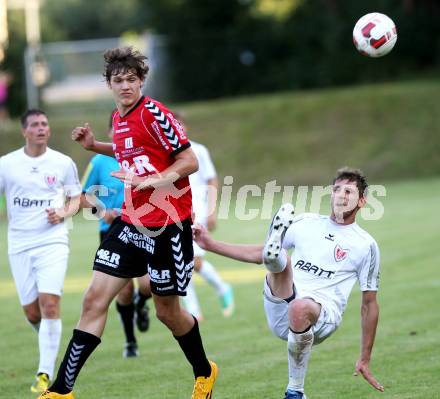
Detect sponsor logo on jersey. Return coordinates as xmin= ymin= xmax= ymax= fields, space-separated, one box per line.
xmin=115 ymin=127 xmax=130 ymax=134
xmin=167 ymin=112 xmax=187 ymax=140
xmin=294 ymin=259 xmax=335 ymax=279
xmin=95 ymin=249 xmax=120 ymax=268
xmin=120 ymin=147 xmax=145 ymax=158
xmin=44 ymin=173 xmax=57 ymax=188
xmin=118 ymin=121 xmax=128 ymax=126
xmin=117 ymin=225 xmax=156 ymax=254
xmin=155 ymin=284 xmax=175 ymax=292
xmin=124 ymin=137 xmax=134 ymax=149
xmin=334 ymin=245 xmax=349 ymax=262
xmin=325 ymin=233 xmax=335 ymax=241
xmin=148 ymin=266 xmax=171 ymax=283
xmin=13 ymin=197 xmax=53 ymax=207
xmin=119 ymin=155 xmax=157 ymax=176
xmin=30 ymin=166 xmax=38 ymax=173
xmin=151 ymin=121 xmax=170 ymax=150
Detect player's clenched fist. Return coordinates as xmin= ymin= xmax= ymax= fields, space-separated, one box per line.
xmin=72 ymin=123 xmax=95 ymax=150
xmin=192 ymin=223 xmax=212 ymax=250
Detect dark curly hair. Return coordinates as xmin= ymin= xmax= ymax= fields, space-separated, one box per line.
xmin=333 ymin=167 xmax=368 ymax=197
xmin=20 ymin=109 xmax=47 ymax=128
xmin=103 ymin=46 xmax=149 ymax=82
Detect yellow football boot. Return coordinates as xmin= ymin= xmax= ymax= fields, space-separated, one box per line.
xmin=191 ymin=361 xmax=218 ymax=399
xmin=37 ymin=390 xmax=75 ymax=399
xmin=30 ymin=373 xmax=50 ymax=393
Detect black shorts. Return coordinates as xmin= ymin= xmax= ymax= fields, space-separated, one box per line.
xmin=93 ymin=217 xmax=194 ymax=296
xmin=99 ymin=230 xmax=109 ymax=243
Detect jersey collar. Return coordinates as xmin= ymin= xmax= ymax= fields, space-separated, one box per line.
xmin=119 ymin=95 xmax=145 ymax=119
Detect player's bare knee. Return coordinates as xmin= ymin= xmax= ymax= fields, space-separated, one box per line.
xmin=289 ymin=300 xmax=312 ymax=328
xmin=38 ymin=294 xmax=61 ymax=318
xmin=155 ymin=307 xmax=174 ymax=327
xmin=155 ymin=300 xmax=180 ymax=328
xmin=40 ymin=302 xmax=60 ymax=319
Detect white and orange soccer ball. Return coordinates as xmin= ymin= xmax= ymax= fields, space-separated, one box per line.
xmin=353 ymin=13 xmax=397 ymax=58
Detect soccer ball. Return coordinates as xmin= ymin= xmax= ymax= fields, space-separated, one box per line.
xmin=353 ymin=13 xmax=397 ymax=58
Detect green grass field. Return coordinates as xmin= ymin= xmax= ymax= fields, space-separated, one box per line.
xmin=0 ymin=177 xmax=439 ymax=399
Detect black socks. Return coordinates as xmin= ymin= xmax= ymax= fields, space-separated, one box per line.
xmin=116 ymin=302 xmax=136 ymax=343
xmin=174 ymin=317 xmax=211 ymax=378
xmin=135 ymin=291 xmax=151 ymax=309
xmin=50 ymin=329 xmax=101 ymax=394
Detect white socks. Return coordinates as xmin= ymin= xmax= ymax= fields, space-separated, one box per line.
xmin=287 ymin=328 xmax=314 ymax=393
xmin=183 ymin=280 xmax=202 ymax=319
xmin=38 ymin=318 xmax=62 ymax=379
xmin=199 ymin=260 xmax=229 ymax=296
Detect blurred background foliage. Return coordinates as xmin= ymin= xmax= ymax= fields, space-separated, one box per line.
xmin=2 ymin=0 xmax=440 ymax=114
xmin=1 ymin=0 xmax=439 ymax=186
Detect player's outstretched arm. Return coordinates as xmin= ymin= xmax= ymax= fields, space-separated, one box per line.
xmin=354 ymin=290 xmax=384 ymax=392
xmin=79 ymin=192 xmax=95 ymax=209
xmin=113 ymin=147 xmax=199 ymax=190
xmin=193 ymin=224 xmax=263 ymax=264
xmin=142 ymin=146 xmax=198 ymax=188
xmin=72 ymin=123 xmax=114 ymax=156
xmin=46 ymin=195 xmax=81 ymax=224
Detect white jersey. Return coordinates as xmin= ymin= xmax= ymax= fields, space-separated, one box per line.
xmin=189 ymin=141 xmax=216 ymax=224
xmin=0 ymin=147 xmax=82 ymax=254
xmin=283 ymin=213 xmax=380 ymax=320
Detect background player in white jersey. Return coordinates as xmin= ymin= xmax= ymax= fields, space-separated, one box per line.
xmin=0 ymin=109 xmax=81 ymax=394
xmin=176 ymin=113 xmax=234 ymax=320
xmin=194 ymin=168 xmax=383 ymax=399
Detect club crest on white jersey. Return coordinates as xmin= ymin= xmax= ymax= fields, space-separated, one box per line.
xmin=334 ymin=245 xmax=349 ymax=262
xmin=44 ymin=173 xmax=58 ymax=188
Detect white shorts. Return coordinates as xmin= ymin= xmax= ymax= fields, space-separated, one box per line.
xmin=9 ymin=243 xmax=69 ymax=306
xmin=263 ymin=278 xmax=340 ymax=345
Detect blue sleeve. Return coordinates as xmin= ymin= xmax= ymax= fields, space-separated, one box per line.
xmin=81 ymin=156 xmax=100 ymax=192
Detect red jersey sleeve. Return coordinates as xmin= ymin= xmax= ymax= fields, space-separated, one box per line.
xmin=143 ymin=99 xmax=190 ymax=157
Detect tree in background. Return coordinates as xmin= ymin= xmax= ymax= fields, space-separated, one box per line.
xmin=41 ymin=0 xmax=145 ymax=41
xmin=281 ymin=0 xmax=440 ymax=88
xmin=3 ymin=0 xmax=440 ymax=113
xmin=142 ymin=0 xmax=440 ymax=101
xmin=144 ymin=0 xmax=291 ymax=100
xmin=2 ymin=9 xmax=27 ymax=117
xmin=4 ymin=0 xmax=145 ymax=115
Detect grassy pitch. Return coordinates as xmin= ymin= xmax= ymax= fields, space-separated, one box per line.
xmin=0 ymin=178 xmax=439 ymax=399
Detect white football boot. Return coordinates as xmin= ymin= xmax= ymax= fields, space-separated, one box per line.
xmin=263 ymin=203 xmax=295 ymax=273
